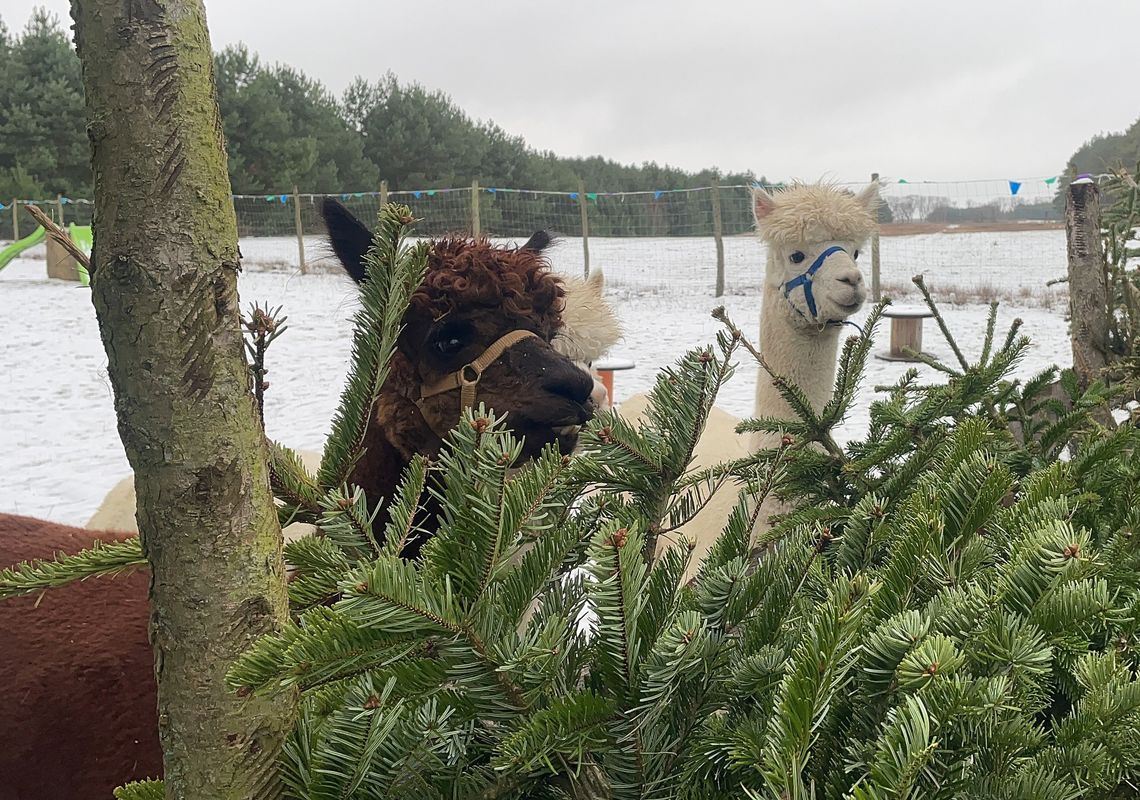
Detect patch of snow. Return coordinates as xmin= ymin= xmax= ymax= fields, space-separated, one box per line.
xmin=0 ymin=241 xmax=1071 ymax=527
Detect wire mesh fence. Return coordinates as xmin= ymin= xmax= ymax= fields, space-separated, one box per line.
xmin=2 ymin=176 xmax=1080 ymax=306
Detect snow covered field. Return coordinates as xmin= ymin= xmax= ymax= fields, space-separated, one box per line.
xmin=1 ymin=235 xmax=1071 ymax=527
xmin=239 ymin=229 xmax=1069 ymax=304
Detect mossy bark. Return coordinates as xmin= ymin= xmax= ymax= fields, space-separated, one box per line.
xmin=69 ymin=1 xmax=294 ymax=797
xmin=1065 ymin=180 xmax=1110 ymax=389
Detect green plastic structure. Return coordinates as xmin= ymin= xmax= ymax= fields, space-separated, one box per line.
xmin=69 ymin=224 xmax=92 ymax=286
xmin=0 ymin=226 xmax=46 ymax=272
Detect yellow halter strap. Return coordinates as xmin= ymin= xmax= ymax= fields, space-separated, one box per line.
xmin=416 ymin=329 xmax=539 ymax=423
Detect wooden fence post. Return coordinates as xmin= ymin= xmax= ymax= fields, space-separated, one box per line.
xmin=578 ymin=179 xmax=591 ymax=277
xmin=11 ymin=199 xmax=19 ymax=241
xmin=293 ymin=185 xmax=307 ymax=274
xmin=870 ymin=172 xmax=881 ymax=302
xmin=471 ymin=179 xmax=481 ymax=237
xmin=1065 ymin=177 xmax=1109 ymax=388
xmin=711 ymin=179 xmax=725 ymax=297
xmin=56 ymin=194 xmax=65 ymax=227
xmin=379 ymin=179 xmax=388 ymax=208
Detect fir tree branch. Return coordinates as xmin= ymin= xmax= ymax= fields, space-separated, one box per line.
xmin=113 ymin=780 xmax=165 ymax=800
xmin=912 ymin=274 xmax=969 ymax=372
xmin=318 ymin=204 xmax=429 ymax=491
xmin=0 ymin=536 xmax=147 ymax=598
xmin=242 ymin=303 xmax=288 ymax=428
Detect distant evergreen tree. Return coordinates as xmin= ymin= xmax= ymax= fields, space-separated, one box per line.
xmin=1066 ymin=117 xmax=1140 ymax=179
xmin=0 ymin=9 xmax=88 ymax=200
xmin=0 ymin=8 xmax=758 ymax=211
xmin=214 ymin=44 xmax=378 ymax=193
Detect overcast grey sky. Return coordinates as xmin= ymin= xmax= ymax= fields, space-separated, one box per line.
xmin=2 ymin=1 xmax=1136 ymax=182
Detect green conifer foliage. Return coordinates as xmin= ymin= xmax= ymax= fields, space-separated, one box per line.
xmin=231 ymin=217 xmax=1140 ymax=798
xmin=6 ymin=207 xmax=1140 ymax=799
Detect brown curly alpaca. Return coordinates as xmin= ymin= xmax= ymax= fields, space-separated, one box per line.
xmin=323 ymin=199 xmax=596 ymax=556
xmin=0 ymin=203 xmax=596 ymax=797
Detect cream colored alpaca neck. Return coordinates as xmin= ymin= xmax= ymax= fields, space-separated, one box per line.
xmin=751 ymin=281 xmax=842 ymax=451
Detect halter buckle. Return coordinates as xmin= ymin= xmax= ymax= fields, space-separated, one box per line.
xmin=460 ymin=364 xmax=482 ymax=385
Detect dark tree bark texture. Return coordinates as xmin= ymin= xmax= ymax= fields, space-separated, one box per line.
xmin=70 ymin=1 xmax=294 ymax=796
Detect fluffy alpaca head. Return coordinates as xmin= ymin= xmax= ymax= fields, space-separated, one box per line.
xmin=753 ymin=182 xmax=878 ymax=328
xmin=555 ymin=268 xmax=622 ymax=411
xmin=322 ymin=201 xmax=596 ymax=461
xmin=555 ymin=269 xmax=622 ymax=365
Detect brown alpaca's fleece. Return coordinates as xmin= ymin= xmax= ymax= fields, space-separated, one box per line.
xmin=348 ymin=236 xmax=577 ymax=558
xmin=0 ymin=513 xmax=160 ymax=798
xmin=412 ymin=237 xmax=566 ymax=338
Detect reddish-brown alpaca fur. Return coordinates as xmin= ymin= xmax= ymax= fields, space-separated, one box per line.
xmin=0 ymin=207 xmax=595 ymax=795
xmin=0 ymin=514 xmax=161 ymax=797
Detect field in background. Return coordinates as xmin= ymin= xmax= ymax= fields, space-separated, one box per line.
xmin=1 ymin=234 xmax=1072 ymax=526
xmin=225 ymin=228 xmax=1069 ymax=308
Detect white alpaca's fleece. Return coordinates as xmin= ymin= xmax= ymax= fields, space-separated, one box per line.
xmin=557 ymin=269 xmax=623 ymax=366
xmin=753 ymin=182 xmax=880 ymax=248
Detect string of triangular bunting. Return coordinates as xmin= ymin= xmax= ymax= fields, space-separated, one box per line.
xmin=893 ymin=176 xmax=1061 ymax=196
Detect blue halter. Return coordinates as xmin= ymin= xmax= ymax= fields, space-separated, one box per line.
xmin=782 ymin=245 xmax=848 ymax=322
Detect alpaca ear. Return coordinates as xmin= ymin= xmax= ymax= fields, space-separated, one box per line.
xmin=585 ymin=268 xmax=605 ymax=295
xmin=752 ymin=187 xmax=780 ymax=222
xmin=321 ymin=198 xmax=372 ymax=283
xmin=855 ymin=181 xmax=881 ymax=217
xmin=521 ymin=229 xmax=555 ymax=253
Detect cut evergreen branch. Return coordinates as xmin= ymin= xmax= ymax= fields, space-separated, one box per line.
xmin=243 ymin=302 xmax=288 ymax=427
xmin=112 ymin=780 xmax=165 ymax=800
xmin=222 ymin=273 xmax=1140 ymax=797
xmin=0 ymin=536 xmax=146 ymax=598
xmin=316 ymin=203 xmax=429 ymax=492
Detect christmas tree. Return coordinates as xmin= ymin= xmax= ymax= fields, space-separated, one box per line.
xmin=7 ymin=203 xmax=1140 ymax=799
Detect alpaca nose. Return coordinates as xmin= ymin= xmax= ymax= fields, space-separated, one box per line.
xmin=544 ymin=364 xmax=595 ymax=406
xmin=837 ymin=271 xmax=863 ymax=287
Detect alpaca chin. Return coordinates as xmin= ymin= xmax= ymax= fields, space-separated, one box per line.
xmin=555 ymin=426 xmax=584 ymax=455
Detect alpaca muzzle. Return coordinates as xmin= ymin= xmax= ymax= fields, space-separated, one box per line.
xmin=783 ymin=245 xmax=850 ymax=324
xmin=416 ymin=329 xmax=539 ymax=423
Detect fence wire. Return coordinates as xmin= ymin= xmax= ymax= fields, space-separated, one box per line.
xmin=2 ymin=177 xmax=1083 ymax=307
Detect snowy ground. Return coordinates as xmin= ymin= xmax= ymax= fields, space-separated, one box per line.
xmin=237 ymin=230 xmax=1070 ymax=306
xmin=1 ymin=239 xmax=1071 ymax=526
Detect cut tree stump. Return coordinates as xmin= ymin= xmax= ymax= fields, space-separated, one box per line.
xmin=878 ymin=306 xmax=934 ymax=362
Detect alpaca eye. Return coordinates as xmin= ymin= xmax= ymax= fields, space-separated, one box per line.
xmin=433 ymin=337 xmax=464 ymax=357
xmin=790 ymin=251 xmax=806 ymax=264
xmin=853 ymin=249 xmax=860 ymax=260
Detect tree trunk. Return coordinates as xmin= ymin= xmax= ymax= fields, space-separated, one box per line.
xmin=70 ymin=2 xmax=294 ymax=797
xmin=1065 ymin=178 xmax=1110 ymax=388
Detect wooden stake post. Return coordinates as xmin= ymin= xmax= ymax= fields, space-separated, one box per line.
xmin=471 ymin=179 xmax=481 ymax=237
xmin=293 ymin=185 xmax=307 ymax=273
xmin=870 ymin=172 xmax=881 ymax=302
xmin=578 ymin=179 xmax=590 ymax=277
xmin=1065 ymin=178 xmax=1109 ymax=388
xmin=711 ymin=179 xmax=725 ymax=297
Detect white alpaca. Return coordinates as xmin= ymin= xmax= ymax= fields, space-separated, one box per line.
xmin=87 ymin=270 xmax=623 ymax=534
xmin=623 ymin=182 xmax=879 ymax=582
xmin=557 ymin=269 xmax=622 ymax=370
xmin=748 ymin=182 xmax=876 ymax=450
